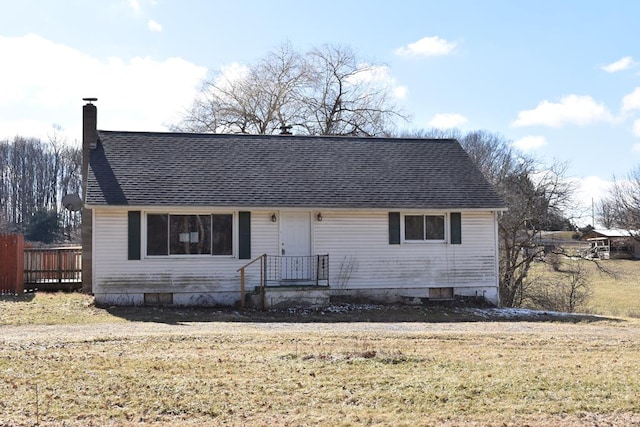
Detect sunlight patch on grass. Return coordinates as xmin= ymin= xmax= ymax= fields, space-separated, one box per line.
xmin=0 ymin=292 xmax=123 ymax=326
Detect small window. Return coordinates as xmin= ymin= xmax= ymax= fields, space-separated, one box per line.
xmin=404 ymin=214 xmax=446 ymax=241
xmin=146 ymin=213 xmax=233 ymax=256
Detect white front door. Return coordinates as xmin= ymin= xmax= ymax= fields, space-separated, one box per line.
xmin=280 ymin=211 xmax=311 ymax=280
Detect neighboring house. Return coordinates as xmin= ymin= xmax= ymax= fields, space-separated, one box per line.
xmin=581 ymin=229 xmax=640 ymax=259
xmin=81 ymin=101 xmax=506 ymax=307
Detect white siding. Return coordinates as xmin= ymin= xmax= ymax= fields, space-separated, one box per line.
xmin=93 ymin=208 xmax=499 ymax=305
xmin=314 ymin=211 xmax=498 ymax=296
xmin=93 ymin=209 xmax=279 ymax=305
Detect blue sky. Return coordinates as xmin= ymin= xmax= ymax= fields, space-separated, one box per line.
xmin=1 ymin=0 xmax=640 ymax=225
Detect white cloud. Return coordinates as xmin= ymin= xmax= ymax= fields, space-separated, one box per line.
xmin=127 ymin=0 xmax=141 ymax=15
xmin=428 ymin=113 xmax=467 ymax=129
xmin=601 ymin=56 xmax=634 ymax=73
xmin=633 ymin=143 xmax=640 ymax=153
xmin=512 ymin=135 xmax=547 ymax=151
xmin=632 ymin=119 xmax=640 ymax=137
xmin=573 ymin=175 xmax=614 ymax=227
xmin=0 ymin=34 xmax=207 ymax=141
xmin=346 ymin=64 xmax=408 ymax=100
xmin=147 ymin=19 xmax=162 ymax=32
xmin=391 ymin=86 xmax=406 ymax=100
xmin=512 ymin=95 xmax=614 ymax=127
xmin=395 ymin=36 xmax=457 ymax=58
xmin=622 ymin=87 xmax=640 ymax=113
xmin=215 ymin=62 xmax=250 ymax=88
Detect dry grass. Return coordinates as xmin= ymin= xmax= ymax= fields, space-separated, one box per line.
xmin=1 ymin=292 xmax=640 ymax=425
xmin=0 ymin=292 xmax=123 ymax=326
xmin=587 ymin=259 xmax=640 ymax=317
xmin=528 ymin=258 xmax=640 ymax=318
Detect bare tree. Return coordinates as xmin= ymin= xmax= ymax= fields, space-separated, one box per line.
xmin=527 ymin=258 xmax=592 ymax=313
xmin=607 ymin=166 xmax=640 ymax=236
xmin=595 ymin=198 xmax=616 ymax=229
xmin=403 ymin=129 xmax=575 ymax=307
xmin=174 ymin=43 xmax=406 ymax=136
xmin=494 ymin=161 xmax=574 ymax=307
xmin=300 ymin=44 xmax=404 ymax=136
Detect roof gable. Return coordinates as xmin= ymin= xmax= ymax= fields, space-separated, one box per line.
xmin=86 ymin=132 xmax=505 ymax=210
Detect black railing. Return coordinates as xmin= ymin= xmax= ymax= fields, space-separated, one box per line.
xmin=238 ymin=254 xmax=330 ymax=310
xmin=264 ymin=254 xmax=329 ymax=286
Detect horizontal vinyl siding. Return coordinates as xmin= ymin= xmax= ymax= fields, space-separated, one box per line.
xmin=314 ymin=211 xmax=498 ymax=291
xmin=93 ymin=208 xmax=498 ymax=300
xmin=93 ymin=209 xmax=278 ymax=295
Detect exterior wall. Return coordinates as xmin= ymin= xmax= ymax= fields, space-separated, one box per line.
xmin=92 ymin=208 xmax=499 ymax=306
xmin=314 ymin=211 xmax=498 ymax=304
xmin=92 ymin=208 xmax=278 ymax=306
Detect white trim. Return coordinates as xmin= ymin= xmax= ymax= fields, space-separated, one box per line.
xmin=87 ymin=204 xmax=507 ymax=213
xmin=401 ymin=212 xmax=448 ymax=244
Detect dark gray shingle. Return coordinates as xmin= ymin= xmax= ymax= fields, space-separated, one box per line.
xmin=86 ymin=131 xmax=505 ymax=210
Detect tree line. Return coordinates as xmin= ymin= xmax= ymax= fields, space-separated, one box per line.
xmin=0 ymin=133 xmax=82 ymax=243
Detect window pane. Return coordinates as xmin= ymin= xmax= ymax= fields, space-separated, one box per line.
xmin=425 ymin=215 xmax=445 ymax=240
xmin=404 ymin=215 xmax=424 ymax=240
xmin=212 ymin=214 xmax=233 ymax=255
xmin=170 ymin=215 xmax=211 ymax=255
xmin=147 ymin=214 xmax=168 ymax=255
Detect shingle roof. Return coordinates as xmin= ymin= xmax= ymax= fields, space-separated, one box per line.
xmin=86 ymin=131 xmax=505 ymax=210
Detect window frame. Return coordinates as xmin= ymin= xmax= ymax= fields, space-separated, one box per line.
xmin=143 ymin=211 xmax=236 ymax=258
xmin=401 ymin=213 xmax=448 ymax=243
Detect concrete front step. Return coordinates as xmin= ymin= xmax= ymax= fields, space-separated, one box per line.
xmin=249 ymin=285 xmax=331 ymax=309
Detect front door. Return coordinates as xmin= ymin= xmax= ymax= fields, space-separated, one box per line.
xmin=280 ymin=211 xmax=311 ymax=280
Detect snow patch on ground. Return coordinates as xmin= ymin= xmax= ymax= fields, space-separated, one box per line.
xmin=460 ymin=307 xmax=599 ymax=319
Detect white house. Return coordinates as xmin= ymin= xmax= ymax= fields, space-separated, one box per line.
xmin=81 ymin=101 xmax=506 ymax=308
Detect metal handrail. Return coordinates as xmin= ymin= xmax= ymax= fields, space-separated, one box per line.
xmin=237 ymin=254 xmax=329 ymax=310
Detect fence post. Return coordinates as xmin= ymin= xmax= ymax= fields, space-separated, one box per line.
xmin=260 ymin=255 xmax=266 ymax=311
xmin=240 ymin=268 xmax=245 ymax=309
xmin=0 ymin=234 xmax=24 ymax=294
xmin=58 ymin=249 xmax=63 ymax=286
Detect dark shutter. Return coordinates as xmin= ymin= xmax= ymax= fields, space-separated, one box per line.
xmin=389 ymin=212 xmax=400 ymax=244
xmin=128 ymin=211 xmax=141 ymax=260
xmin=450 ymin=212 xmax=462 ymax=245
xmin=238 ymin=211 xmax=251 ymax=259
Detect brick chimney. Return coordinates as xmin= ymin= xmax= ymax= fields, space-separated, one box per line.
xmin=83 ymin=98 xmax=98 ymax=149
xmin=82 ymin=98 xmax=97 ymax=193
xmin=81 ymin=98 xmax=97 ymax=295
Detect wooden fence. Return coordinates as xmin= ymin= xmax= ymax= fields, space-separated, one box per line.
xmin=0 ymin=234 xmax=25 ymax=294
xmin=24 ymin=247 xmax=82 ymax=291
